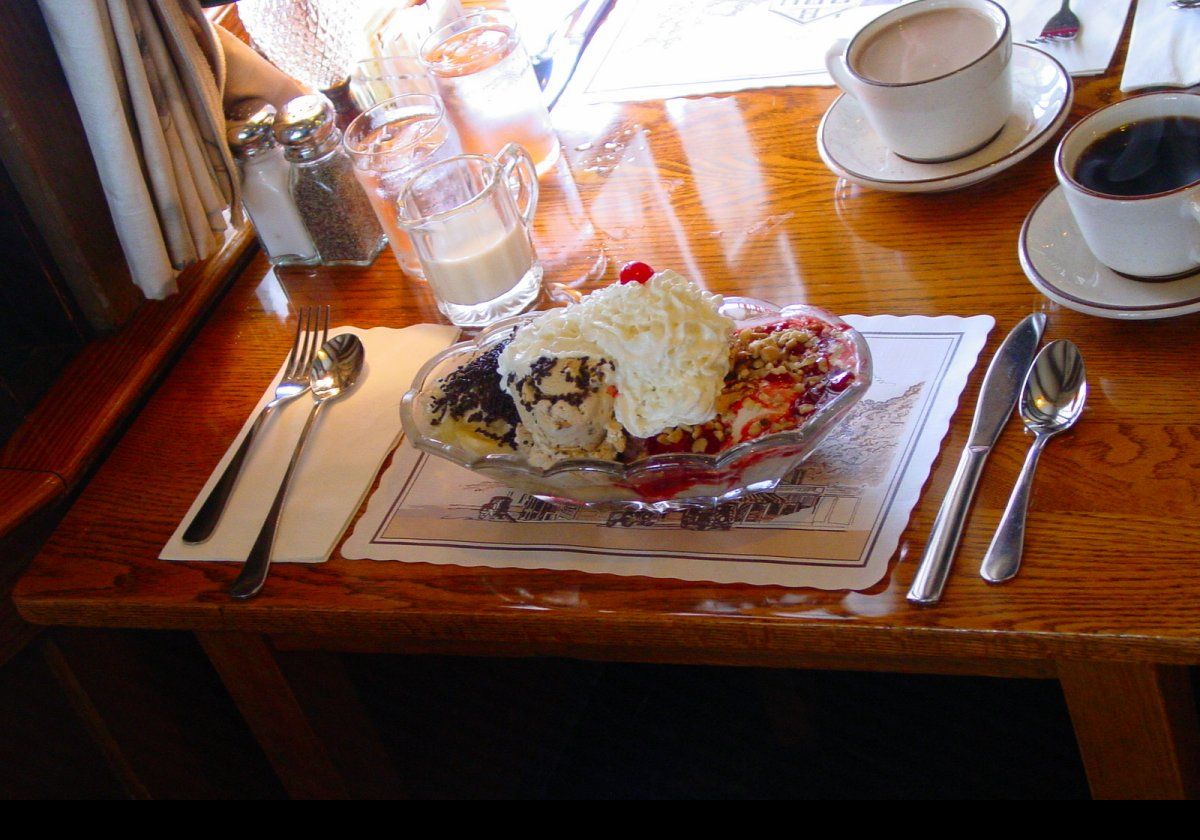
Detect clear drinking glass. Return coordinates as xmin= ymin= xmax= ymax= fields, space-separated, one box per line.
xmin=395 ymin=142 xmax=544 ymax=327
xmin=420 ymin=11 xmax=560 ymax=176
xmin=344 ymin=93 xmax=462 ymax=277
xmin=365 ymin=0 xmax=464 ymax=62
xmin=349 ymin=56 xmax=435 ymax=110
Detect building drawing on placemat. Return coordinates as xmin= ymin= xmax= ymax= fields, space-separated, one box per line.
xmin=443 ymin=382 xmax=923 ymax=533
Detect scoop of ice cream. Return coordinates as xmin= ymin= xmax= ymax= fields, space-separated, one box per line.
xmin=497 ymin=270 xmax=733 ymax=439
xmin=427 ymin=340 xmax=521 ymax=456
xmin=509 ymin=356 xmax=625 ymax=467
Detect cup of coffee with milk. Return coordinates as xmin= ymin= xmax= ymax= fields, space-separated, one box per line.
xmin=826 ymin=0 xmax=1012 ymax=162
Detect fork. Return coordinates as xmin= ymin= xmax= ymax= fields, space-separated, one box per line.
xmin=1027 ymin=0 xmax=1081 ymax=43
xmin=182 ymin=305 xmax=330 ymax=544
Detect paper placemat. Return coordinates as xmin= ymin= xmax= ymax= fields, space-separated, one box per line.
xmin=161 ymin=323 xmax=459 ymax=564
xmin=557 ymin=0 xmax=1129 ymax=106
xmin=560 ymin=0 xmax=898 ymax=103
xmin=343 ymin=314 xmax=994 ymax=590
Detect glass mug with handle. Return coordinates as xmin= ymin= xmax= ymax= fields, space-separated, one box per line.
xmin=395 ymin=142 xmax=544 ymax=327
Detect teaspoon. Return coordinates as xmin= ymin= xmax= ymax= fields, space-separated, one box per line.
xmin=230 ymin=333 xmax=365 ymax=599
xmin=980 ymin=339 xmax=1086 ymax=584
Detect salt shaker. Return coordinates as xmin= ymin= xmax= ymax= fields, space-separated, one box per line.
xmin=274 ymin=95 xmax=386 ymax=266
xmin=227 ymin=100 xmax=319 ymax=266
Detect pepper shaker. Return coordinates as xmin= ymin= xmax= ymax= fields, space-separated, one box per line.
xmin=274 ymin=94 xmax=386 ymax=266
xmin=227 ymin=99 xmax=319 ymax=267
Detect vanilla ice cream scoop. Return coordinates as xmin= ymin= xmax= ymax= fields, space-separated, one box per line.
xmin=508 ymin=355 xmax=625 ymax=467
xmin=498 ymin=270 xmax=734 ymax=442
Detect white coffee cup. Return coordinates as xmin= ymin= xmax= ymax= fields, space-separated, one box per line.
xmin=1055 ymin=92 xmax=1200 ymax=280
xmin=825 ymin=0 xmax=1012 ymax=163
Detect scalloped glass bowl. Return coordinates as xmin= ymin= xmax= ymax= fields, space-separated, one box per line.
xmin=400 ymin=297 xmax=872 ymax=508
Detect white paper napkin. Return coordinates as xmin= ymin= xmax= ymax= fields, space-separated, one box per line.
xmin=998 ymin=0 xmax=1132 ymax=76
xmin=39 ymin=0 xmax=240 ymax=300
xmin=1121 ymin=1 xmax=1200 ymax=91
xmin=161 ymin=323 xmax=459 ymax=564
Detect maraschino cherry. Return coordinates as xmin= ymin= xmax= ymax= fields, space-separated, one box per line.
xmin=618 ymin=261 xmax=654 ymax=284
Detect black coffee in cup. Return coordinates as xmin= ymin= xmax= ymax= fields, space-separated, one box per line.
xmin=1072 ymin=116 xmax=1200 ymax=197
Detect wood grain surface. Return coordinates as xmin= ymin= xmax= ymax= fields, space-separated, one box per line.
xmin=21 ymin=51 xmax=1200 ymax=666
xmin=21 ymin=15 xmax=1200 ymax=797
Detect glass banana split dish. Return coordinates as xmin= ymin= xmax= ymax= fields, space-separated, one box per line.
xmin=401 ymin=265 xmax=872 ymax=507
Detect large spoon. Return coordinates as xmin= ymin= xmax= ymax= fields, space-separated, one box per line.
xmin=230 ymin=333 xmax=365 ymax=599
xmin=980 ymin=339 xmax=1086 ymax=584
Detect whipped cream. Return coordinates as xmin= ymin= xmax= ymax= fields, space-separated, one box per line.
xmin=497 ymin=270 xmax=733 ymax=438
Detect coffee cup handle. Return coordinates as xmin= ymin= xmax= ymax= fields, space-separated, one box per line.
xmin=825 ymin=38 xmax=858 ymax=98
xmin=1191 ymin=200 xmax=1200 ymax=262
xmin=497 ymin=142 xmax=539 ymax=228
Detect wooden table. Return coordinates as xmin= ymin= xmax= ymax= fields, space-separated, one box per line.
xmin=15 ymin=36 xmax=1200 ymax=799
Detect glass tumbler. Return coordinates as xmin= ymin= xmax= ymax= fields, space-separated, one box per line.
xmin=420 ymin=11 xmax=560 ymax=176
xmin=362 ymin=0 xmax=464 ymax=61
xmin=349 ymin=56 xmax=436 ymax=110
xmin=343 ymin=93 xmax=462 ymax=277
xmin=395 ymin=142 xmax=544 ymax=327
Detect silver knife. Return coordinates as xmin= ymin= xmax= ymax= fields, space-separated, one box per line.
xmin=533 ymin=0 xmax=614 ymax=111
xmin=906 ymin=313 xmax=1047 ymax=606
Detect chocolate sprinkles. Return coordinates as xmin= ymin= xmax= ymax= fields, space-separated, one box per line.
xmin=429 ymin=339 xmax=521 ymax=448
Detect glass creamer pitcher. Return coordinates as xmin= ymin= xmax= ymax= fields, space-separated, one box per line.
xmin=395 ymin=142 xmax=543 ymax=327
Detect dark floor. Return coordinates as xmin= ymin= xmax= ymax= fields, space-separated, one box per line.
xmin=346 ymin=654 xmax=1090 ymax=799
xmin=0 ymin=636 xmax=124 ymax=799
xmin=0 ymin=630 xmax=1093 ymax=799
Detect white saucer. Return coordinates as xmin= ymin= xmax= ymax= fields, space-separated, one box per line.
xmin=1020 ymin=186 xmax=1200 ymax=320
xmin=817 ymin=45 xmax=1072 ymax=193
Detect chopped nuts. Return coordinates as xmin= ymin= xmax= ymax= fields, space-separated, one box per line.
xmin=647 ymin=317 xmax=854 ymax=456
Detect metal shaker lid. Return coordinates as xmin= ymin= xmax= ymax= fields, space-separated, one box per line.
xmin=226 ymin=99 xmax=277 ymax=159
xmin=274 ymin=94 xmax=339 ymax=161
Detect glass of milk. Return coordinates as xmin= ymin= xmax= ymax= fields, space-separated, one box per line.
xmin=395 ymin=142 xmax=543 ymax=327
